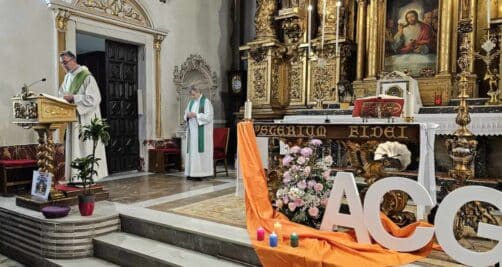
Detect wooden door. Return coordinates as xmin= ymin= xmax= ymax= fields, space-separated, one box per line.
xmin=105 ymin=40 xmax=139 ymax=174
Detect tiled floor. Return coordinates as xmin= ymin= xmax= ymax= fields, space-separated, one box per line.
xmin=100 ymin=173 xmax=226 ymax=204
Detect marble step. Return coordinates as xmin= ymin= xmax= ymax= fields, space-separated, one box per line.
xmin=48 ymin=257 xmax=119 ymax=267
xmin=94 ymin=232 xmax=246 ymax=267
xmin=117 ymin=207 xmax=260 ymax=266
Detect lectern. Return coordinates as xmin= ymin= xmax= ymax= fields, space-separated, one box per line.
xmin=11 ymin=91 xmax=77 ymax=200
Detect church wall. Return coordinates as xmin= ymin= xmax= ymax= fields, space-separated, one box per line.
xmin=142 ymin=0 xmax=232 ymax=136
xmin=0 ymin=0 xmax=233 ymax=146
xmin=0 ymin=1 xmax=58 ymax=145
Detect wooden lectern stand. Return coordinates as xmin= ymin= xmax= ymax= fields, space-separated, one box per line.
xmin=11 ymin=93 xmax=77 ymax=200
xmin=11 ymin=92 xmax=109 ymax=210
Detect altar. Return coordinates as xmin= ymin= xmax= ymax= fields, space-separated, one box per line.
xmin=244 ymin=120 xmax=438 ymax=220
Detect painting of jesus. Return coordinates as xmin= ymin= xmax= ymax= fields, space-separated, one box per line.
xmin=384 ymin=0 xmax=438 ymax=77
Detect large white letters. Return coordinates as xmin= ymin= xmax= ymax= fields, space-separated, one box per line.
xmin=320 ymin=172 xmax=371 ymax=243
xmin=435 ymin=186 xmax=502 ymax=267
xmin=363 ymin=177 xmax=435 ymax=252
xmin=320 ymin=172 xmax=502 ymax=265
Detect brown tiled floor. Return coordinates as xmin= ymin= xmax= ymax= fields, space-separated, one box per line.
xmin=100 ymin=173 xmax=225 ymax=204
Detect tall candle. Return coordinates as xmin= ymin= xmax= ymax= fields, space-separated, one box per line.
xmin=269 ymin=232 xmax=278 ymax=247
xmin=405 ymin=90 xmax=415 ymax=119
xmin=335 ymin=1 xmax=341 ymax=58
xmin=290 ymin=232 xmax=299 ymax=247
xmin=321 ymin=0 xmax=327 ymax=51
xmin=273 ymin=221 xmax=283 ymax=243
xmin=487 ymin=0 xmax=491 ymax=26
xmin=307 ymin=4 xmax=313 ymax=57
xmin=244 ymin=99 xmax=252 ymax=120
xmin=257 ymin=227 xmax=265 ymax=241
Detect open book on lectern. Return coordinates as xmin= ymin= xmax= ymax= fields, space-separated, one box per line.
xmin=40 ymin=93 xmax=70 ymax=104
xmin=352 ymin=95 xmax=404 ymax=118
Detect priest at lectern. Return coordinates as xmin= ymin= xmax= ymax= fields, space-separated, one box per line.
xmin=58 ymin=50 xmax=108 ymax=181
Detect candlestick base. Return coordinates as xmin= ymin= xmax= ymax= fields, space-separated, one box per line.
xmin=404 ymin=116 xmax=415 ymax=123
xmin=242 ymin=118 xmax=254 ymax=122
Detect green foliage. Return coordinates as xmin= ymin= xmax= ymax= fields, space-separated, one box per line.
xmin=71 ymin=116 xmax=110 ymax=195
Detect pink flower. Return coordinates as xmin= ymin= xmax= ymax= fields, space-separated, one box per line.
xmin=322 ymin=170 xmax=331 ymax=180
xmin=283 ymin=196 xmax=289 ymax=204
xmin=290 ymin=146 xmax=301 ymax=154
xmin=303 ymin=166 xmax=311 ymax=176
xmin=297 ymin=156 xmax=306 ymax=165
xmin=314 ymin=183 xmax=324 ymax=192
xmin=283 ymin=171 xmax=292 ymax=183
xmin=282 ymin=155 xmax=293 ymax=166
xmin=308 ymin=207 xmax=319 ymax=217
xmin=288 ymin=202 xmax=297 ymax=212
xmin=307 ymin=180 xmax=316 ymax=189
xmin=310 ymin=139 xmax=322 ymax=146
xmin=300 ymin=147 xmax=313 ymax=157
xmin=294 ymin=198 xmax=305 ymax=207
xmin=321 ymin=198 xmax=329 ymax=207
xmin=297 ymin=180 xmax=307 ymax=190
xmin=275 ymin=199 xmax=283 ymax=209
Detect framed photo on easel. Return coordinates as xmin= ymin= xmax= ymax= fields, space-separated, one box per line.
xmin=31 ymin=171 xmax=52 ymax=200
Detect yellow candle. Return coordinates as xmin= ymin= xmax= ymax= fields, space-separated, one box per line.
xmin=274 ymin=221 xmax=283 ymax=243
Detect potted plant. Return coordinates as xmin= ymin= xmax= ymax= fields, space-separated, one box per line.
xmin=70 ymin=117 xmax=110 ymax=216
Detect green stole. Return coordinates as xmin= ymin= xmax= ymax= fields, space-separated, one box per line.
xmin=188 ymin=95 xmax=207 ymax=153
xmin=68 ymin=68 xmax=91 ymax=94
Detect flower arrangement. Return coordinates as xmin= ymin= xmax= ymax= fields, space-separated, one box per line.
xmin=274 ymin=139 xmax=334 ymax=228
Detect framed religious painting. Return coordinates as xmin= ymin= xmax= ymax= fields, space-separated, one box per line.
xmin=383 ymin=0 xmax=439 ymax=77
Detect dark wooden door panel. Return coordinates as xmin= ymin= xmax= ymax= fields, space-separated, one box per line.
xmin=105 ymin=40 xmax=139 ymax=174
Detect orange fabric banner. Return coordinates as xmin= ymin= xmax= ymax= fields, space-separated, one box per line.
xmin=237 ymin=121 xmax=433 ymax=267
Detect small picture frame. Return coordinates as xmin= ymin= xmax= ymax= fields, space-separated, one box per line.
xmin=31 ymin=171 xmax=52 ymax=200
xmin=378 ymin=80 xmax=409 ymax=98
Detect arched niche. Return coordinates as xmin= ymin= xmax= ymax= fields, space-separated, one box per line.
xmin=173 ymin=54 xmax=218 ymax=127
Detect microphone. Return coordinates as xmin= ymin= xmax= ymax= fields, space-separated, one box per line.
xmin=21 ymin=78 xmax=46 ymax=99
xmin=24 ymin=78 xmax=47 ymax=88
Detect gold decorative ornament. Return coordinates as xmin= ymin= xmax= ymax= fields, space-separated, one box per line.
xmin=255 ymin=0 xmax=278 ymax=41
xmin=474 ymin=33 xmax=501 ymax=105
xmin=445 ymin=20 xmax=498 ymax=240
xmin=78 ymin=0 xmax=150 ymax=27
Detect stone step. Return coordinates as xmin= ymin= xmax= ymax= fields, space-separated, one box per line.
xmin=94 ymin=232 xmax=247 ymax=267
xmin=116 ymin=206 xmax=260 ymax=266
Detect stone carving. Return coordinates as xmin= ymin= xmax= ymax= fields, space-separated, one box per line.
xmin=173 ymin=54 xmax=217 ymax=126
xmin=255 ymin=0 xmax=278 ymax=40
xmin=76 ymin=0 xmax=151 ymax=27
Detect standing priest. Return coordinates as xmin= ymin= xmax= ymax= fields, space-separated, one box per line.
xmin=184 ymin=87 xmax=214 ymax=180
xmin=58 ymin=50 xmax=108 ymax=181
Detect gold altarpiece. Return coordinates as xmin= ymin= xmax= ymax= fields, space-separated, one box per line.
xmin=242 ymin=0 xmax=497 ymax=113
xmin=240 ymin=0 xmax=357 ymax=118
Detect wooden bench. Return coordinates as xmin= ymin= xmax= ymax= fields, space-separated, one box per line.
xmin=0 ymin=159 xmax=38 ymax=194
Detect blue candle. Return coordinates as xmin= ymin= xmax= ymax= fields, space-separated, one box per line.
xmin=269 ymin=232 xmax=278 ymax=247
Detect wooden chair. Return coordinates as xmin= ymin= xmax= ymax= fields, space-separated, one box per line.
xmin=213 ymin=128 xmax=230 ymax=177
xmin=147 ymin=138 xmax=182 ymax=173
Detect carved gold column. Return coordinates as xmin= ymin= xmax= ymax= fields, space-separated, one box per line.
xmin=154 ymin=34 xmax=164 ymax=138
xmin=255 ymin=0 xmax=278 ymax=41
xmin=55 ymin=10 xmax=70 ymax=85
xmin=34 ymin=125 xmax=64 ymax=200
xmin=356 ymin=0 xmax=367 ymax=80
xmin=438 ymin=0 xmax=454 ymax=75
xmin=365 ymin=0 xmax=378 ymax=79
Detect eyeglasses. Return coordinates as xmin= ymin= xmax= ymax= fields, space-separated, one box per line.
xmin=60 ymin=59 xmax=73 ymax=65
